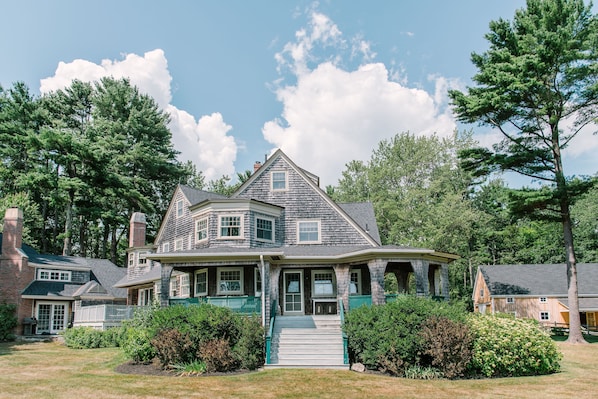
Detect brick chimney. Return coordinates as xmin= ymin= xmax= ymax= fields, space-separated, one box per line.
xmin=129 ymin=212 xmax=146 ymax=248
xmin=2 ymin=207 xmax=23 ymax=254
xmin=253 ymin=161 xmax=262 ymax=173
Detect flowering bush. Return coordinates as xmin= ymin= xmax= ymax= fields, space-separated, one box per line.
xmin=467 ymin=314 xmax=561 ymax=377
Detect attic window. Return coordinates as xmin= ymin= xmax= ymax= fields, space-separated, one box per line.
xmin=271 ymin=171 xmax=287 ymax=191
xmin=298 ymin=220 xmax=321 ymax=244
xmin=38 ymin=269 xmax=71 ymax=282
xmin=506 ymin=297 xmax=514 ymax=304
xmin=176 ymin=199 xmax=184 ymax=218
xmin=539 ymin=297 xmax=547 ymax=303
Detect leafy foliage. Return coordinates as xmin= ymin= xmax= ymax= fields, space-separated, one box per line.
xmin=151 ymin=328 xmax=194 ymax=367
xmin=61 ymin=326 xmax=125 ymax=349
xmin=199 ymin=338 xmax=238 ymax=373
xmin=467 ymin=314 xmax=561 ymax=377
xmin=0 ymin=303 xmax=17 ymax=341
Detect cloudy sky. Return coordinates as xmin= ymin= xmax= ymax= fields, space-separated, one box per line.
xmin=1 ymin=1 xmax=596 ymax=187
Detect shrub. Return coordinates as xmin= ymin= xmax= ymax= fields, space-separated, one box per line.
xmin=344 ymin=295 xmax=467 ymax=376
xmin=419 ymin=316 xmax=473 ymax=379
xmin=232 ymin=315 xmax=265 ymax=370
xmin=404 ymin=364 xmax=444 ymax=380
xmin=121 ymin=327 xmax=156 ymax=364
xmin=199 ymin=338 xmax=238 ymax=372
xmin=62 ymin=327 xmax=126 ymax=349
xmin=151 ymin=328 xmax=194 ymax=368
xmin=467 ymin=314 xmax=562 ymax=377
xmin=0 ymin=303 xmax=17 ymax=341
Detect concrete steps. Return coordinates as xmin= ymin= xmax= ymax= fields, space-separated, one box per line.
xmin=266 ymin=315 xmax=347 ymax=369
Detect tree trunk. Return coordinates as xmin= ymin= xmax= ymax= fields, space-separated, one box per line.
xmin=62 ymin=192 xmax=73 ymax=256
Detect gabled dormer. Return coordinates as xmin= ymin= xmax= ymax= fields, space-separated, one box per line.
xmin=232 ymin=149 xmax=379 ymax=247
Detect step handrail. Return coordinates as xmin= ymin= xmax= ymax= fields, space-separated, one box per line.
xmin=265 ymin=299 xmax=277 ymax=364
xmin=338 ymin=299 xmax=349 ymax=365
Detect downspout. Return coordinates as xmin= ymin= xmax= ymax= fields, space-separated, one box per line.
xmin=260 ymin=254 xmax=266 ymax=327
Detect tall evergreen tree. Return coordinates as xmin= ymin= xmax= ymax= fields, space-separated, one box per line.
xmin=449 ymin=0 xmax=598 ymax=343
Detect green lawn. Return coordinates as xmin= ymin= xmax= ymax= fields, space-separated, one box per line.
xmin=0 ymin=339 xmax=596 ymax=399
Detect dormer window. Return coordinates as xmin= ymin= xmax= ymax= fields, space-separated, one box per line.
xmin=219 ymin=215 xmax=242 ymax=238
xmin=271 ymin=171 xmax=287 ymax=191
xmin=195 ymin=217 xmax=208 ymax=242
xmin=38 ymin=269 xmax=71 ymax=282
xmin=256 ymin=216 xmax=274 ymax=242
xmin=298 ymin=220 xmax=321 ymax=244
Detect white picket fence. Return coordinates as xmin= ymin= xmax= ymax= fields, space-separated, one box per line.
xmin=73 ymin=304 xmax=137 ymax=330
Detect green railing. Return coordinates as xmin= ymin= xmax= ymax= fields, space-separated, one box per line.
xmin=169 ymin=296 xmax=261 ymax=314
xmin=265 ymin=299 xmax=277 ymax=364
xmin=339 ymin=299 xmax=349 ymax=365
xmin=348 ymin=295 xmax=372 ymax=309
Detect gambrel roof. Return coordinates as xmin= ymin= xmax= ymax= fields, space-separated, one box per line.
xmin=478 ymin=263 xmax=598 ymax=297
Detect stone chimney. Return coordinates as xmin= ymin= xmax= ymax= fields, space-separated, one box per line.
xmin=129 ymin=212 xmax=146 ymax=248
xmin=2 ymin=208 xmax=23 ymax=254
xmin=254 ymin=161 xmax=262 ymax=173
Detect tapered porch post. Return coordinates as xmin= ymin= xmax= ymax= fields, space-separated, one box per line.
xmin=411 ymin=259 xmax=429 ymax=297
xmin=160 ymin=264 xmax=173 ymax=307
xmin=269 ymin=264 xmax=282 ymax=316
xmin=334 ymin=264 xmax=350 ymax=313
xmin=367 ymin=259 xmax=388 ymax=305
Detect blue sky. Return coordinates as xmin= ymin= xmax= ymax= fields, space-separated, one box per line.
xmin=1 ymin=0 xmax=596 ymax=187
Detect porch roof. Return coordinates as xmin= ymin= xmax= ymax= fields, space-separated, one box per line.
xmin=559 ymin=298 xmax=598 ymax=312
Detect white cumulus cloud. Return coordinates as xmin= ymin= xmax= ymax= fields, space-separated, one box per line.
xmin=39 ymin=49 xmax=237 ymax=182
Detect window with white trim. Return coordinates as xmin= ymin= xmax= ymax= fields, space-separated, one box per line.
xmin=196 ymin=217 xmax=208 ymax=242
xmin=195 ymin=269 xmax=208 ymax=296
xmin=169 ymin=277 xmax=180 ymax=297
xmin=506 ymin=297 xmax=515 ymax=304
xmin=254 ymin=267 xmax=262 ymax=296
xmin=539 ymin=297 xmax=547 ymax=303
xmin=176 ymin=199 xmax=184 ymax=218
xmin=38 ymin=269 xmax=71 ymax=282
xmin=256 ymin=216 xmax=274 ymax=242
xmin=312 ymin=270 xmax=335 ymax=297
xmin=219 ymin=215 xmax=242 ymax=238
xmin=138 ymin=287 xmax=154 ymax=306
xmin=271 ymin=171 xmax=287 ymax=191
xmin=217 ymin=267 xmax=244 ymax=295
xmin=298 ymin=220 xmax=321 ymax=244
xmin=138 ymin=251 xmax=147 ymax=265
xmin=180 ymin=274 xmax=190 ymax=297
xmin=540 ymin=311 xmax=550 ymax=321
xmin=162 ymin=242 xmax=170 ymax=253
xmin=128 ymin=253 xmax=135 ymax=267
xmin=174 ymin=238 xmax=183 ymax=251
xmin=350 ymin=269 xmax=362 ymax=295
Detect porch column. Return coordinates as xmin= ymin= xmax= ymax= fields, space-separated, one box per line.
xmin=160 ymin=265 xmax=173 ymax=307
xmin=367 ymin=259 xmax=387 ymax=305
xmin=441 ymin=263 xmax=450 ymax=301
xmin=260 ymin=259 xmax=270 ymax=326
xmin=334 ymin=264 xmax=350 ymax=313
xmin=269 ymin=264 xmax=282 ymax=315
xmin=411 ymin=259 xmax=429 ymax=297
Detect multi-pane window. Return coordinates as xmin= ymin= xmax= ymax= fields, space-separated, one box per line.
xmin=196 ymin=217 xmax=208 ymax=242
xmin=174 ymin=238 xmax=183 ymax=251
xmin=195 ymin=269 xmax=208 ymax=296
xmin=38 ymin=269 xmax=71 ymax=282
xmin=138 ymin=252 xmax=147 ymax=265
xmin=313 ymin=270 xmax=335 ymax=297
xmin=256 ymin=217 xmax=273 ymax=242
xmin=162 ymin=242 xmax=170 ymax=253
xmin=539 ymin=297 xmax=547 ymax=303
xmin=254 ymin=268 xmax=262 ymax=296
xmin=220 ymin=216 xmax=242 ymax=238
xmin=128 ymin=253 xmax=135 ymax=267
xmin=350 ymin=270 xmax=361 ymax=295
xmin=176 ymin=199 xmax=184 ymax=218
xmin=138 ymin=287 xmax=154 ymax=306
xmin=180 ymin=274 xmax=190 ymax=297
xmin=218 ymin=268 xmax=243 ymax=294
xmin=271 ymin=171 xmax=287 ymax=191
xmin=298 ymin=220 xmax=320 ymax=243
xmin=540 ymin=311 xmax=550 ymax=321
xmin=506 ymin=297 xmax=515 ymax=304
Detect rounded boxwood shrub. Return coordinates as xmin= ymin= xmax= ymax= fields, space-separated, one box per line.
xmin=467 ymin=314 xmax=561 ymax=377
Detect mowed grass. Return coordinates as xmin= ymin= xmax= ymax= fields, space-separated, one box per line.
xmin=0 ymin=340 xmax=596 ymax=399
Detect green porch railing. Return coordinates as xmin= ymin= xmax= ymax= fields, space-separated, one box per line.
xmin=169 ymin=296 xmax=261 ymax=314
xmin=265 ymin=300 xmax=277 ymax=365
xmin=339 ymin=299 xmax=349 ymax=365
xmin=348 ymin=295 xmax=372 ymax=309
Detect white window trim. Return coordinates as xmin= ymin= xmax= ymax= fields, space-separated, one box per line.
xmin=540 ymin=311 xmax=550 ymax=321
xmin=254 ymin=267 xmax=262 ymax=297
xmin=195 ymin=268 xmax=208 ymax=296
xmin=350 ymin=269 xmax=362 ymax=295
xmin=174 ymin=238 xmax=184 ymax=251
xmin=539 ymin=297 xmax=547 ymax=303
xmin=311 ymin=269 xmax=336 ymax=298
xmin=271 ymin=170 xmax=288 ymax=191
xmin=37 ymin=269 xmax=72 ymax=282
xmin=297 ymin=220 xmax=321 ymax=244
xmin=217 ymin=267 xmax=244 ymax=295
xmin=138 ymin=251 xmax=148 ymax=265
xmin=176 ymin=199 xmax=184 ymax=218
xmin=138 ymin=287 xmax=154 ymax=306
xmin=180 ymin=273 xmax=190 ymax=298
xmin=195 ymin=216 xmax=209 ymax=243
xmin=162 ymin=242 xmax=170 ymax=253
xmin=217 ymin=215 xmax=244 ymax=239
xmin=506 ymin=297 xmax=515 ymax=304
xmin=128 ymin=253 xmax=135 ymax=267
xmin=255 ymin=215 xmax=275 ymax=243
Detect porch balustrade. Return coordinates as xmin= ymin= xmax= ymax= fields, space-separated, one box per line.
xmin=169 ymin=295 xmax=261 ymax=314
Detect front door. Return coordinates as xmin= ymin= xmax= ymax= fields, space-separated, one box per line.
xmin=283 ymin=270 xmax=304 ymax=315
xmin=36 ymin=302 xmax=67 ymax=334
